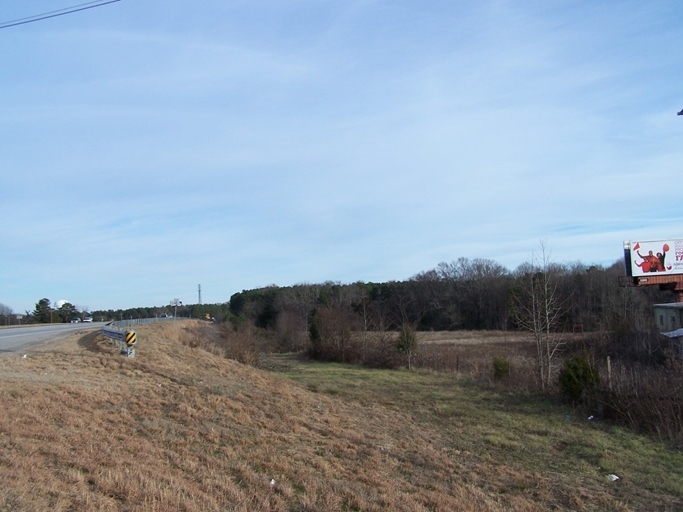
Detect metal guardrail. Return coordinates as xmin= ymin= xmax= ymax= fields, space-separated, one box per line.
xmin=109 ymin=316 xmax=176 ymax=329
xmin=102 ymin=326 xmax=127 ymax=341
xmin=101 ymin=317 xmax=178 ymax=357
xmin=102 ymin=325 xmax=139 ymax=357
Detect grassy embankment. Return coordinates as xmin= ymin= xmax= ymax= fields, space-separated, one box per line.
xmin=0 ymin=320 xmax=680 ymax=511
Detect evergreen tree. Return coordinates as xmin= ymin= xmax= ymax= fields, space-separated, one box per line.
xmin=33 ymin=298 xmax=52 ymax=323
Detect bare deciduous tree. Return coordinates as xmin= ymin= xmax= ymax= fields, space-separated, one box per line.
xmin=513 ymin=242 xmax=566 ymax=390
xmin=0 ymin=302 xmax=13 ymax=326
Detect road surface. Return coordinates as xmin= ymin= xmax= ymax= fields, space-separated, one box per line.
xmin=0 ymin=323 xmax=106 ymax=352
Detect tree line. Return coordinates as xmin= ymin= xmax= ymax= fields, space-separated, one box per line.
xmin=228 ymin=256 xmax=671 ymax=339
xmin=90 ymin=303 xmax=231 ymax=323
xmin=10 ymin=253 xmax=673 ymax=335
xmin=11 ymin=300 xmax=231 ymax=325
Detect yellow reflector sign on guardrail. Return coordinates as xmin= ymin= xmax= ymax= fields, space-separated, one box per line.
xmin=125 ymin=330 xmax=137 ymax=346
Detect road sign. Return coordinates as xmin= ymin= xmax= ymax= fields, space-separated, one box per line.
xmin=125 ymin=330 xmax=137 ymax=346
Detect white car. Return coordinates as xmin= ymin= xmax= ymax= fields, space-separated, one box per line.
xmin=83 ymin=317 xmax=93 ymax=323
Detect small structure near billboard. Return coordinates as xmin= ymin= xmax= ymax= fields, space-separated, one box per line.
xmin=653 ymin=302 xmax=683 ymax=332
xmin=623 ymin=239 xmax=683 ymax=302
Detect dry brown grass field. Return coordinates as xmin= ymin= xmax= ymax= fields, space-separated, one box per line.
xmin=0 ymin=321 xmax=681 ymax=511
xmin=416 ymin=331 xmax=534 ymax=344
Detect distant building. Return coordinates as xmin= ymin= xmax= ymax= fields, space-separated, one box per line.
xmin=654 ymin=303 xmax=683 ymax=357
xmin=653 ymin=303 xmax=683 ymax=333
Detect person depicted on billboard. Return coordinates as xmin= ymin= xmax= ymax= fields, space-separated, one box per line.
xmin=634 ymin=257 xmax=651 ymax=272
xmin=656 ymin=251 xmax=666 ymax=272
xmin=636 ymin=249 xmax=660 ymax=272
xmin=635 ymin=244 xmax=670 ymax=273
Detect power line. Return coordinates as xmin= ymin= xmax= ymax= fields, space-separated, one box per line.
xmin=0 ymin=0 xmax=121 ymax=30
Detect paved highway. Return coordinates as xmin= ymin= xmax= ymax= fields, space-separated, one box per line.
xmin=0 ymin=323 xmax=106 ymax=352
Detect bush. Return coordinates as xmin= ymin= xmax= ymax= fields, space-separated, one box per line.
xmin=397 ymin=325 xmax=418 ymax=370
xmin=307 ymin=307 xmax=355 ymax=363
xmin=595 ymin=361 xmax=683 ymax=446
xmin=492 ymin=356 xmax=511 ymax=380
xmin=558 ymin=354 xmax=600 ymax=403
xmin=397 ymin=325 xmax=417 ymax=354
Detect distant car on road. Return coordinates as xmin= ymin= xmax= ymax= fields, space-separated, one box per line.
xmin=83 ymin=317 xmax=93 ymax=323
xmin=70 ymin=318 xmax=80 ymax=323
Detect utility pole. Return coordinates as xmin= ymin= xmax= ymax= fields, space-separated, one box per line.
xmin=198 ymin=284 xmax=202 ymax=305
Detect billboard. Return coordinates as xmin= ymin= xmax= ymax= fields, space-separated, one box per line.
xmin=624 ymin=239 xmax=683 ymax=277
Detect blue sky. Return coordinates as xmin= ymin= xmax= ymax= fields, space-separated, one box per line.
xmin=1 ymin=0 xmax=682 ymax=313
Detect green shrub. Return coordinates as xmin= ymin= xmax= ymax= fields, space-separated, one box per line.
xmin=397 ymin=325 xmax=417 ymax=354
xmin=397 ymin=324 xmax=418 ymax=370
xmin=492 ymin=356 xmax=511 ymax=380
xmin=558 ymin=354 xmax=600 ymax=403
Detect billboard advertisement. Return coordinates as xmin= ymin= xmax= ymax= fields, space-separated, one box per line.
xmin=624 ymin=239 xmax=683 ymax=277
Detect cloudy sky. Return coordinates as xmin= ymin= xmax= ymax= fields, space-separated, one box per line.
xmin=1 ymin=0 xmax=682 ymax=313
